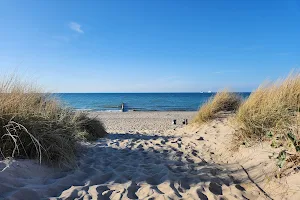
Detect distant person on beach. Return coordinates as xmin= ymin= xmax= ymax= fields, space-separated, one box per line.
xmin=121 ymin=103 xmax=124 ymax=112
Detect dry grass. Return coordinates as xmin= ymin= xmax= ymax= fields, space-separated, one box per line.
xmin=72 ymin=112 xmax=107 ymax=141
xmin=0 ymin=77 xmax=106 ymax=167
xmin=234 ymin=72 xmax=300 ymax=171
xmin=235 ymin=72 xmax=299 ymax=141
xmin=193 ymin=90 xmax=242 ymax=124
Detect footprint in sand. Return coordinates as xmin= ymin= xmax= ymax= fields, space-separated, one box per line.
xmin=235 ymin=184 xmax=246 ymax=191
xmin=208 ymin=182 xmax=223 ymax=195
xmin=196 ymin=189 xmax=209 ymax=200
xmin=192 ymin=149 xmax=199 ymax=157
xmin=155 ymin=143 xmax=162 ymax=147
xmin=178 ymin=177 xmax=191 ymax=190
xmin=186 ymin=157 xmax=194 ymax=163
xmin=153 ymin=149 xmax=160 ymax=154
xmin=127 ymin=182 xmax=140 ymax=199
xmin=91 ymin=185 xmax=111 ymax=199
xmin=176 ymin=151 xmax=183 ymax=156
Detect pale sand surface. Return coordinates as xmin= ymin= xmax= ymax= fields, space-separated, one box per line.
xmin=88 ymin=111 xmax=196 ymax=133
xmin=0 ymin=111 xmax=299 ymax=199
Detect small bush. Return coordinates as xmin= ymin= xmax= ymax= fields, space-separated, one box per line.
xmin=73 ymin=112 xmax=107 ymax=141
xmin=193 ymin=90 xmax=242 ymax=124
xmin=0 ymin=77 xmax=107 ymax=167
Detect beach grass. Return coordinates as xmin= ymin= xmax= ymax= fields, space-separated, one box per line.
xmin=235 ymin=72 xmax=299 ymax=141
xmin=234 ymin=72 xmax=300 ymax=170
xmin=0 ymin=77 xmax=106 ymax=167
xmin=193 ymin=90 xmax=242 ymax=124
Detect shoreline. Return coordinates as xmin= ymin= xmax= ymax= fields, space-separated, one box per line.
xmin=86 ymin=110 xmax=198 ymax=112
xmin=58 ymin=92 xmax=252 ymax=114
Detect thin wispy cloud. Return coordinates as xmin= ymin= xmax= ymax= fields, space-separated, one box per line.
xmin=69 ymin=22 xmax=84 ymax=33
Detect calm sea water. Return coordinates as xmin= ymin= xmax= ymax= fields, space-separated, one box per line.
xmin=55 ymin=93 xmax=251 ymax=112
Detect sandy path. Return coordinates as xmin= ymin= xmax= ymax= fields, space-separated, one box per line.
xmin=0 ymin=112 xmax=263 ymax=199
xmin=52 ymin=131 xmax=256 ymax=199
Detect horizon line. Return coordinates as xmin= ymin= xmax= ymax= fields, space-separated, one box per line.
xmin=51 ymin=91 xmax=252 ymax=94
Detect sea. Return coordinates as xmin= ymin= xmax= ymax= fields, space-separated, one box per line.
xmin=55 ymin=93 xmax=251 ymax=112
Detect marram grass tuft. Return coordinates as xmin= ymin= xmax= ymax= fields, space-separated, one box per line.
xmin=0 ymin=77 xmax=106 ymax=168
xmin=193 ymin=90 xmax=242 ymax=124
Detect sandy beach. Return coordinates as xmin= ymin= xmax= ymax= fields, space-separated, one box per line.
xmin=0 ymin=111 xmax=299 ymax=200
xmin=88 ymin=111 xmax=196 ymax=133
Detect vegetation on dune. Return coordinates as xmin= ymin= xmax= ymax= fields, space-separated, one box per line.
xmin=234 ymin=72 xmax=300 ymax=171
xmin=192 ymin=72 xmax=300 ymax=173
xmin=0 ymin=77 xmax=106 ymax=167
xmin=235 ymin=72 xmax=299 ymax=141
xmin=193 ymin=90 xmax=242 ymax=124
xmin=73 ymin=112 xmax=107 ymax=141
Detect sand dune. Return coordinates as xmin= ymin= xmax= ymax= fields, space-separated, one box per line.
xmin=0 ymin=111 xmax=298 ymax=199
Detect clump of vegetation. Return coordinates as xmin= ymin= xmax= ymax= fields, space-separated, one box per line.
xmin=235 ymin=72 xmax=299 ymax=141
xmin=73 ymin=112 xmax=107 ymax=141
xmin=0 ymin=77 xmax=106 ymax=167
xmin=234 ymin=72 xmax=300 ymax=171
xmin=193 ymin=90 xmax=242 ymax=124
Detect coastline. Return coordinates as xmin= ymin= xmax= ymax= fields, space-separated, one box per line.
xmin=58 ymin=92 xmax=251 ymax=113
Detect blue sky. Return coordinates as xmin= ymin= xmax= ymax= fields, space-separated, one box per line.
xmin=0 ymin=0 xmax=299 ymax=92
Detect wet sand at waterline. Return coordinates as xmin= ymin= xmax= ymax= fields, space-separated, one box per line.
xmin=0 ymin=111 xmax=299 ymax=199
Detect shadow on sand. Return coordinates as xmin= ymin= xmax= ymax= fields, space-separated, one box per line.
xmin=0 ymin=132 xmax=265 ymax=199
xmin=46 ymin=132 xmax=264 ymax=199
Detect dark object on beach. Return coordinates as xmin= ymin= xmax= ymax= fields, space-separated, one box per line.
xmin=197 ymin=137 xmax=204 ymax=141
xmin=121 ymin=103 xmax=124 ymax=112
xmin=182 ymin=119 xmax=188 ymax=125
xmin=173 ymin=119 xmax=177 ymax=125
